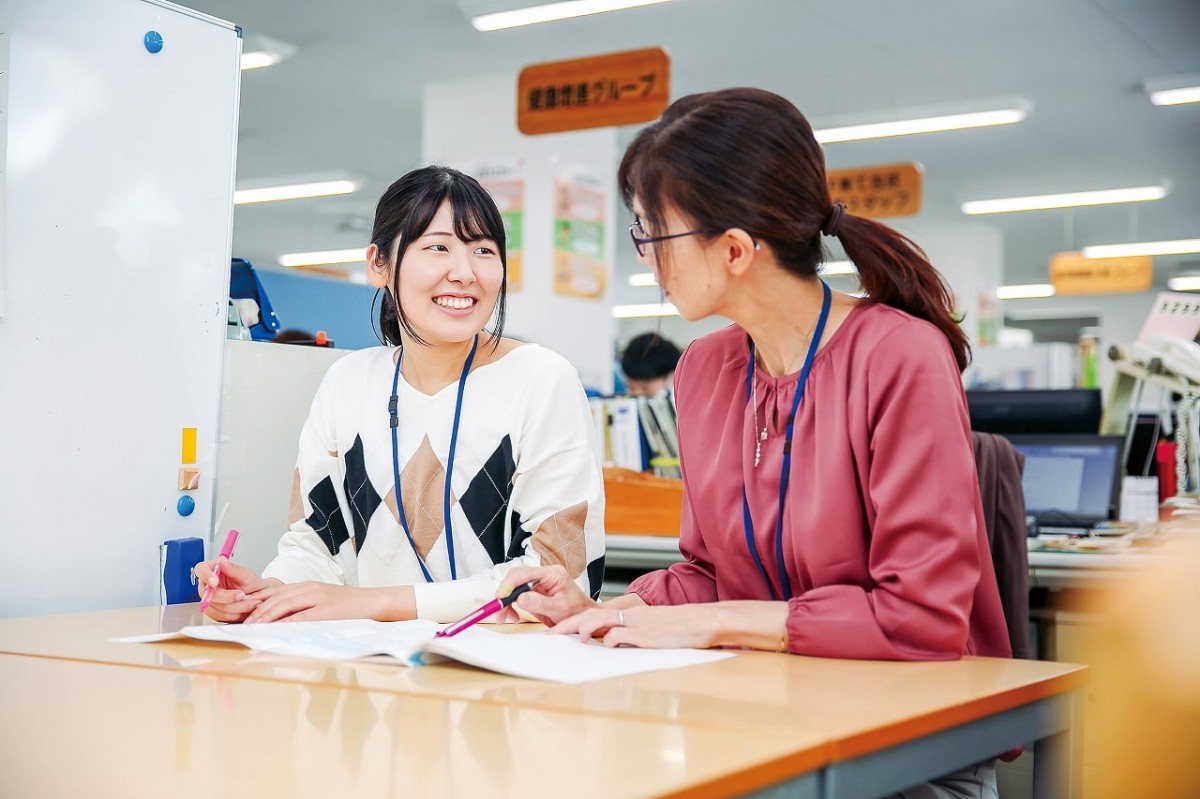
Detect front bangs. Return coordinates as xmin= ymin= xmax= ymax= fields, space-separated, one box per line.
xmin=448 ymin=186 xmax=506 ymax=260
xmin=629 ymin=155 xmax=673 ymax=243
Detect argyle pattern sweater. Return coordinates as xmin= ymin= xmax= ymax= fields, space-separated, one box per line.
xmin=263 ymin=344 xmax=606 ymax=622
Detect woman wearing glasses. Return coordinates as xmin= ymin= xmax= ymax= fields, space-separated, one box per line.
xmin=195 ymin=165 xmax=605 ymax=624
xmin=501 ymin=87 xmax=1009 ymax=796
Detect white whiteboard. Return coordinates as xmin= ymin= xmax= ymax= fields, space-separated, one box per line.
xmin=0 ymin=0 xmax=240 ymax=617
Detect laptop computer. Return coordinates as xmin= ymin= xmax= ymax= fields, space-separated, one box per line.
xmin=1005 ymin=434 xmax=1124 ymax=535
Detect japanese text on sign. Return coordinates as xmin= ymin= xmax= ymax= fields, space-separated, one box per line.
xmin=826 ymin=162 xmax=923 ymax=219
xmin=1050 ymin=252 xmax=1151 ymax=296
xmin=518 ymin=48 xmax=670 ymax=135
xmin=526 ymin=75 xmax=657 ymax=111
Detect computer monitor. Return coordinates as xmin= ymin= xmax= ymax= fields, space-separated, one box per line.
xmin=1007 ymin=434 xmax=1124 ymax=531
xmin=965 ymin=388 xmax=1103 ymax=435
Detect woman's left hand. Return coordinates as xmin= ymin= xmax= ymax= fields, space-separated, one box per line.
xmin=243 ymin=581 xmax=382 ymax=623
xmin=550 ymin=603 xmax=722 ymax=649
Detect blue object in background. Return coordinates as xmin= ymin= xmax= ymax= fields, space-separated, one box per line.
xmin=256 ymin=268 xmax=379 ymax=350
xmin=176 ymin=495 xmax=195 ymax=516
xmin=229 ymin=258 xmax=283 ymax=341
xmin=160 ymin=537 xmax=203 ymax=604
xmin=143 ymin=30 xmax=163 ymax=53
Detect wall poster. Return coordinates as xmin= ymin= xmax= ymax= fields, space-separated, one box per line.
xmin=469 ymin=160 xmax=526 ymax=293
xmin=552 ymin=171 xmax=606 ymax=299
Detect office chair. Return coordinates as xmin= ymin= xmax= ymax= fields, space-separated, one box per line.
xmin=972 ymin=431 xmax=1031 ymax=659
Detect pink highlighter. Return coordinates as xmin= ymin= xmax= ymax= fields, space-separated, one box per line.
xmin=198 ymin=529 xmax=240 ymax=611
xmin=435 ymin=581 xmax=537 ymax=638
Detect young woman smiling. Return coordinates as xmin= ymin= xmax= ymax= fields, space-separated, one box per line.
xmin=195 ymin=166 xmax=605 ymax=624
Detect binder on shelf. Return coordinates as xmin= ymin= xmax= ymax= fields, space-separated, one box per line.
xmin=636 ymin=395 xmax=679 ymax=478
xmin=609 ymin=397 xmax=646 ymax=471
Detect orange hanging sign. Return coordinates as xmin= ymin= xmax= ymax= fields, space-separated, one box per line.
xmin=826 ymin=162 xmax=923 ymax=218
xmin=1050 ymin=251 xmax=1152 ymax=295
xmin=517 ymin=47 xmax=670 ymax=135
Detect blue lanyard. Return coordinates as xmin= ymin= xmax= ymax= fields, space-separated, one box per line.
xmin=389 ymin=335 xmax=478 ymax=582
xmin=741 ymin=281 xmax=831 ymax=600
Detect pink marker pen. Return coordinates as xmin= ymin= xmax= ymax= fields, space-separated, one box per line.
xmin=199 ymin=529 xmax=240 ymax=611
xmin=435 ymin=581 xmax=537 ymax=638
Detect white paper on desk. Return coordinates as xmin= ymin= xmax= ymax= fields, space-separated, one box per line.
xmin=113 ymin=620 xmax=734 ymax=683
xmin=416 ymin=629 xmax=735 ymax=683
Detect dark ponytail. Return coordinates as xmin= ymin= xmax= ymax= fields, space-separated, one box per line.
xmin=618 ymin=87 xmax=971 ymax=372
xmin=830 ymin=213 xmax=970 ymax=371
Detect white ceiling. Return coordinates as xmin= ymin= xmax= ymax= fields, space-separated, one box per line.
xmin=186 ymin=0 xmax=1200 ymax=292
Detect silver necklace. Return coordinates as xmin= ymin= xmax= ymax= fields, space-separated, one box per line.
xmin=751 ymin=319 xmax=821 ymax=469
xmin=752 ymin=373 xmax=767 ymax=468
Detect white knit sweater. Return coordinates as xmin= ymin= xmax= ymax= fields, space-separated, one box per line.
xmin=262 ymin=343 xmax=606 ymax=622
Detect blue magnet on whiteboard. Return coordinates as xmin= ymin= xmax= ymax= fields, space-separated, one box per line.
xmin=144 ymin=31 xmax=163 ymax=54
xmin=176 ymin=495 xmax=195 ymax=516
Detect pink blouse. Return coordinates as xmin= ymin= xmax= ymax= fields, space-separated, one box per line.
xmin=628 ymin=303 xmax=1011 ymax=661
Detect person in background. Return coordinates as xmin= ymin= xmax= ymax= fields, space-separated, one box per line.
xmin=271 ymin=328 xmax=315 ymax=344
xmin=195 ymin=165 xmax=605 ymax=624
xmin=500 ymin=87 xmax=1010 ymax=798
xmin=620 ymin=332 xmax=681 ymax=397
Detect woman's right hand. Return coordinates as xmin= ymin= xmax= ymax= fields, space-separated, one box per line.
xmin=193 ymin=557 xmax=280 ymax=623
xmin=496 ymin=565 xmax=596 ymax=625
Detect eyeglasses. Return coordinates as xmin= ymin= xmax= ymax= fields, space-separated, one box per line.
xmin=628 ymin=218 xmax=719 ymax=258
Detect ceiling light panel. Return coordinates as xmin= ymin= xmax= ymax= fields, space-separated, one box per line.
xmin=234 ymin=179 xmax=360 ymax=205
xmin=461 ymin=0 xmax=673 ymax=31
xmin=611 ymin=302 xmax=679 ymax=318
xmin=1144 ymin=73 xmax=1200 ymax=106
xmin=814 ymin=103 xmax=1027 ymax=144
xmin=962 ymin=185 xmax=1168 ymax=215
xmin=996 ymin=284 xmax=1056 ymax=300
xmin=1082 ymin=239 xmax=1200 ymax=259
xmin=278 ymin=248 xmax=365 ymax=268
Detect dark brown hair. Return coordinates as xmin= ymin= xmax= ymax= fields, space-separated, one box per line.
xmin=370 ymin=165 xmax=507 ymax=348
xmin=617 ymin=87 xmax=970 ymax=371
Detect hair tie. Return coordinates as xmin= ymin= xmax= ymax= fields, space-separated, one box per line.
xmin=822 ymin=202 xmax=846 ymax=237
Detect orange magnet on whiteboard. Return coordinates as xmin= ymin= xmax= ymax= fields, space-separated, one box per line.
xmin=181 ymin=428 xmax=197 ymax=464
xmin=178 ymin=466 xmax=200 ymax=491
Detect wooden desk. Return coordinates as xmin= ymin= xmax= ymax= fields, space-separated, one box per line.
xmin=0 ymin=653 xmax=823 ymax=799
xmin=0 ymin=605 xmax=1086 ymax=798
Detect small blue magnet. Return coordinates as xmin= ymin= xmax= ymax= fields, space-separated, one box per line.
xmin=144 ymin=30 xmax=163 ymax=54
xmin=176 ymin=495 xmax=196 ymax=516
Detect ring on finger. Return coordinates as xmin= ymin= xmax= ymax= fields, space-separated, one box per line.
xmin=616 ymin=609 xmax=626 ymax=627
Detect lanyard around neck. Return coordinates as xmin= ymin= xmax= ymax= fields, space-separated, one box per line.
xmin=741 ymin=280 xmax=832 ymax=600
xmin=389 ymin=335 xmax=479 ymax=582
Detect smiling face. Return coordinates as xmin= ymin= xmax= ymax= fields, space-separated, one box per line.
xmin=368 ymin=199 xmax=503 ymax=347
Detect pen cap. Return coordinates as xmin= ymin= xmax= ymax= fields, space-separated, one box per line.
xmin=500 ymin=581 xmax=536 ymax=608
xmin=217 ymin=529 xmax=240 ymax=559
